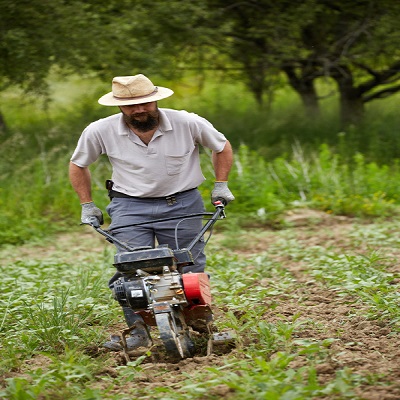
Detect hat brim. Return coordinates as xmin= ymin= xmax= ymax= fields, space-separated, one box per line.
xmin=98 ymin=86 xmax=174 ymax=106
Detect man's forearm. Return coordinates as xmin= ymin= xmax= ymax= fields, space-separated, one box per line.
xmin=69 ymin=162 xmax=93 ymax=203
xmin=212 ymin=141 xmax=233 ymax=181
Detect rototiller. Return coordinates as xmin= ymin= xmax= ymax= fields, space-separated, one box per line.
xmin=84 ymin=200 xmax=233 ymax=361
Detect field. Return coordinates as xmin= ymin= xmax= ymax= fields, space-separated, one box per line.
xmin=1 ymin=209 xmax=399 ymax=399
xmin=1 ymin=74 xmax=400 ymax=399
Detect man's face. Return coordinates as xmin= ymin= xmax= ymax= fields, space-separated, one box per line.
xmin=119 ymin=101 xmax=159 ymax=133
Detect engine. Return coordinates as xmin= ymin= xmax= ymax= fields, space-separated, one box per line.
xmin=111 ymin=246 xmax=211 ymax=314
xmin=112 ymin=266 xmax=188 ymax=310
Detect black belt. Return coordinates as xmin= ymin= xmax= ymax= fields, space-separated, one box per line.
xmin=109 ymin=187 xmax=197 ymax=203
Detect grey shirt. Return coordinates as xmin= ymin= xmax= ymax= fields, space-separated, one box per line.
xmin=70 ymin=108 xmax=227 ymax=197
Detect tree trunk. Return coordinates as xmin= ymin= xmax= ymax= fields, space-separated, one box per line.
xmin=244 ymin=66 xmax=266 ymax=108
xmin=297 ymin=84 xmax=320 ymax=118
xmin=339 ymin=90 xmax=364 ymax=128
xmin=0 ymin=110 xmax=7 ymax=133
xmin=332 ymin=72 xmax=365 ymax=128
xmin=283 ymin=66 xmax=320 ymax=118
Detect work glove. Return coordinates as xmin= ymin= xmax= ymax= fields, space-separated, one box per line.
xmin=81 ymin=202 xmax=104 ymax=226
xmin=211 ymin=181 xmax=235 ymax=205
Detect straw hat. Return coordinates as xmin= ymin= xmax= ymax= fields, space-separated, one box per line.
xmin=98 ymin=74 xmax=174 ymax=106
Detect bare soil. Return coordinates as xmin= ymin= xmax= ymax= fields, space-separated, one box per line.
xmin=236 ymin=210 xmax=400 ymax=399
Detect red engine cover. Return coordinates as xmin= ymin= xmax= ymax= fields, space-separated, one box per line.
xmin=182 ymin=273 xmax=212 ymax=306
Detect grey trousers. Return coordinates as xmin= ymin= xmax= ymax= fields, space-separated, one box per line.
xmin=106 ymin=188 xmax=206 ymax=288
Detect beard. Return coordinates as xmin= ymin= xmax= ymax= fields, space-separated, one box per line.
xmin=122 ymin=109 xmax=159 ymax=133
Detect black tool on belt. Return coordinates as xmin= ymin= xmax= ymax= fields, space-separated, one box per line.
xmin=105 ymin=179 xmax=114 ymax=200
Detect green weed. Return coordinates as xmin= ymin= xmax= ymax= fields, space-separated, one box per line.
xmin=159 ymin=353 xmax=357 ymax=400
xmin=269 ymin=234 xmax=400 ymax=330
xmin=0 ymin=349 xmax=104 ymax=400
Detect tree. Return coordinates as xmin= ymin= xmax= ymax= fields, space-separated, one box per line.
xmin=201 ymin=0 xmax=316 ymax=108
xmin=0 ymin=0 xmax=135 ymax=95
xmin=86 ymin=1 xmax=217 ymax=80
xmin=1 ymin=0 xmax=399 ymax=129
xmin=289 ymin=0 xmax=400 ymax=126
xmin=198 ymin=0 xmax=400 ymax=126
xmin=0 ymin=0 xmax=131 ymax=131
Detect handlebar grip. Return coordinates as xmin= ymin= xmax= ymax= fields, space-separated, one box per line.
xmin=87 ymin=216 xmax=101 ymax=228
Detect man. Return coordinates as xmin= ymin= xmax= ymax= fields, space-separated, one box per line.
xmin=69 ymin=74 xmax=234 ymax=351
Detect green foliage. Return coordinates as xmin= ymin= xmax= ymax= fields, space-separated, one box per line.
xmin=308 ymin=250 xmax=400 ymax=329
xmin=1 ymin=76 xmax=400 ymax=245
xmin=0 ymin=0 xmax=115 ymax=93
xmin=269 ymin=143 xmax=399 ymax=217
xmin=169 ymin=355 xmax=356 ymax=399
xmin=0 ymin=349 xmax=104 ymax=400
xmin=0 ymin=249 xmax=116 ymax=369
xmin=262 ymin=225 xmax=400 ymax=330
xmin=222 ymin=145 xmax=286 ymax=219
xmin=1 ymin=0 xmax=400 ymax=131
xmin=217 ymin=140 xmax=400 ymax=221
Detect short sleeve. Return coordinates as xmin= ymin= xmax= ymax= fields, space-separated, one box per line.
xmin=192 ymin=114 xmax=227 ymax=153
xmin=70 ymin=125 xmax=103 ymax=167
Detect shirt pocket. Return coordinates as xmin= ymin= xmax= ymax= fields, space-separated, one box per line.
xmin=165 ymin=151 xmax=191 ymax=175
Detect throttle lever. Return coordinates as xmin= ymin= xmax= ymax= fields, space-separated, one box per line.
xmin=212 ymin=198 xmax=227 ymax=207
xmin=212 ymin=198 xmax=226 ymax=218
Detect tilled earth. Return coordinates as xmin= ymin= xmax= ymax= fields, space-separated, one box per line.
xmin=239 ymin=211 xmax=400 ymax=400
xmin=3 ymin=210 xmax=400 ymax=399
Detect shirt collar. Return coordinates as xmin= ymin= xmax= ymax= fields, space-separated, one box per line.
xmin=117 ymin=115 xmax=129 ymax=136
xmin=157 ymin=108 xmax=172 ymax=132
